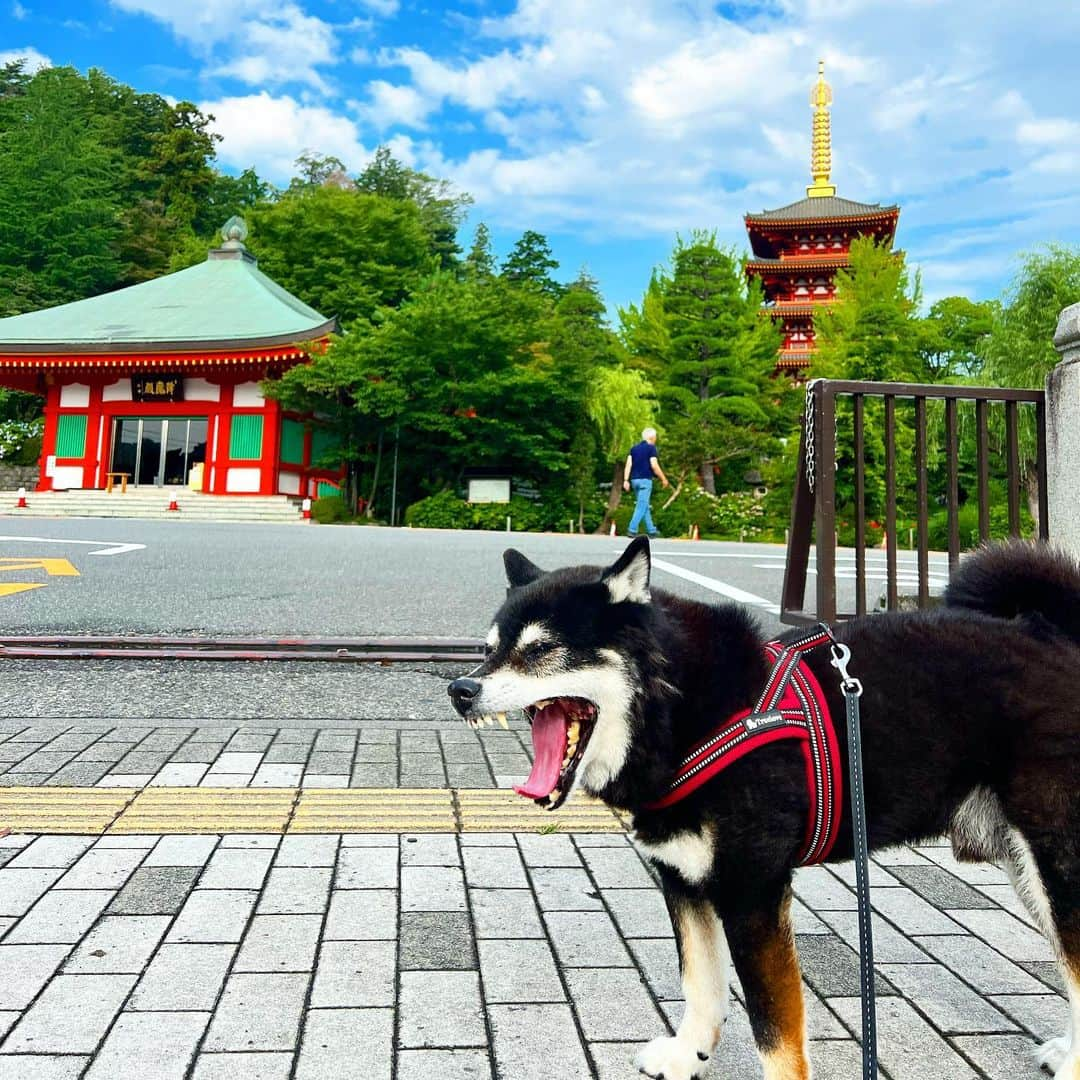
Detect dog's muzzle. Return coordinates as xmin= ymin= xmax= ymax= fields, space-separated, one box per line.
xmin=448 ymin=677 xmax=482 ymax=717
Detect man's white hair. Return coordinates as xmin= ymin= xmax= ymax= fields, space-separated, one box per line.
xmin=642 ymin=427 xmax=657 ymax=440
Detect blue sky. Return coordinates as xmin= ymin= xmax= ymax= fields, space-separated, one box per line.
xmin=3 ymin=0 xmax=1078 ymax=314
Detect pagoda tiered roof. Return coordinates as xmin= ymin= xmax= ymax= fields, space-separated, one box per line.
xmin=745 ymin=195 xmax=899 ymax=226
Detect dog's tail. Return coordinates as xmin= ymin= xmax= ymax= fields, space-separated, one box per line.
xmin=943 ymin=540 xmax=1080 ymax=645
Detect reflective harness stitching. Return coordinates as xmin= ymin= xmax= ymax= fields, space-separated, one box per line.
xmin=643 ymin=626 xmax=843 ymax=866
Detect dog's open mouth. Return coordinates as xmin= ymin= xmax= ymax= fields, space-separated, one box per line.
xmin=514 ymin=697 xmax=598 ymax=811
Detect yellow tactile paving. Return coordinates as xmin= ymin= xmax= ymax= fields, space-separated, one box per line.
xmin=109 ymin=787 xmax=298 ymax=834
xmin=292 ymin=789 xmax=456 ymax=833
xmin=456 ymin=789 xmax=626 ymax=832
xmin=0 ymin=787 xmax=136 ymax=834
xmin=0 ymin=787 xmax=630 ymax=835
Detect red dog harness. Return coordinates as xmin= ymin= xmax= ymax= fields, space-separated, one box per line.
xmin=644 ymin=625 xmax=843 ymax=866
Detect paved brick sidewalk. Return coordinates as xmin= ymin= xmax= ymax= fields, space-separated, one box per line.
xmin=0 ymin=722 xmax=530 ymax=790
xmin=0 ymin=828 xmax=1067 ymax=1080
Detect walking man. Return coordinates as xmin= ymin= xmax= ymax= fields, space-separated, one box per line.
xmin=623 ymin=427 xmax=669 ymax=537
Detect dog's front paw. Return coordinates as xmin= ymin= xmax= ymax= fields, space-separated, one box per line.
xmin=1037 ymin=1035 xmax=1069 ymax=1074
xmin=635 ymin=1035 xmax=708 ymax=1080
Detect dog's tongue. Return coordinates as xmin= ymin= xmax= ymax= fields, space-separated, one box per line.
xmin=514 ymin=701 xmax=568 ymax=799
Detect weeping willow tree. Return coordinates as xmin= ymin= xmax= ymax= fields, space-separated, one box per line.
xmin=586 ymin=367 xmax=657 ymax=533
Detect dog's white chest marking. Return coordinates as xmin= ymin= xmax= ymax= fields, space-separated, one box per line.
xmin=635 ymin=826 xmax=715 ymax=885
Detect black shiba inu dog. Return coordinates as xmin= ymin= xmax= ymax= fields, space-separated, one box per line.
xmin=449 ymin=538 xmax=1080 ymax=1079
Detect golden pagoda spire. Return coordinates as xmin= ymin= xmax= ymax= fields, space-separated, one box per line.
xmin=807 ymin=59 xmax=836 ymax=198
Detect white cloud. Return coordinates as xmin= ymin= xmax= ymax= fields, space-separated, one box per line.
xmin=110 ymin=0 xmax=338 ymax=90
xmin=357 ymin=80 xmax=432 ymax=129
xmin=346 ymin=0 xmax=1080 ymax=302
xmin=11 ymin=1 xmax=28 ymax=19
xmin=0 ymin=45 xmax=50 ymax=69
xmin=201 ymin=92 xmax=369 ymax=182
xmin=355 ymin=0 xmax=398 ymax=14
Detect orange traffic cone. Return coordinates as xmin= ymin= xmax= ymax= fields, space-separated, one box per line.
xmin=302 ymin=497 xmax=312 ymax=521
xmin=167 ymin=489 xmax=179 ymax=512
xmin=15 ymin=487 xmax=27 ymax=509
xmin=690 ymin=523 xmax=700 ymax=541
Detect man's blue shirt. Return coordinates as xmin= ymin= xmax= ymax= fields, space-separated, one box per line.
xmin=629 ymin=440 xmax=658 ymax=480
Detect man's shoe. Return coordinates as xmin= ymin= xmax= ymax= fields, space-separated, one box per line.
xmin=626 ymin=532 xmax=638 ymax=537
xmin=647 ymin=532 xmax=662 ymax=538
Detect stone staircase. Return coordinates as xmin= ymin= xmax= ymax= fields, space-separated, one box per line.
xmin=1 ymin=488 xmax=306 ymax=522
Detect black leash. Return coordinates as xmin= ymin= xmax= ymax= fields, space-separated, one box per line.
xmin=827 ymin=632 xmax=878 ymax=1080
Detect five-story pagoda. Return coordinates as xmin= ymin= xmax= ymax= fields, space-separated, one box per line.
xmin=745 ymin=61 xmax=900 ymax=372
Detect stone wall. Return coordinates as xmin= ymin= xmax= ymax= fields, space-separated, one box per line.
xmin=1047 ymin=301 xmax=1080 ymax=558
xmin=0 ymin=463 xmax=38 ymax=491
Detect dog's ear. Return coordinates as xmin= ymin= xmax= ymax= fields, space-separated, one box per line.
xmin=602 ymin=536 xmax=651 ymax=604
xmin=504 ymin=549 xmax=544 ymax=588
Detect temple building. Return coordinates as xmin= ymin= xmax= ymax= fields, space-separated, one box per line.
xmin=0 ymin=219 xmax=343 ymax=496
xmin=745 ymin=61 xmax=900 ymax=372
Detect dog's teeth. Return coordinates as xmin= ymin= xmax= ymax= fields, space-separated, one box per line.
xmin=496 ymin=712 xmax=509 ymax=729
xmin=535 ymin=699 xmax=552 ymax=710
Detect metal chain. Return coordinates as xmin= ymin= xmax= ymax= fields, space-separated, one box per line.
xmin=804 ymin=384 xmax=816 ymax=493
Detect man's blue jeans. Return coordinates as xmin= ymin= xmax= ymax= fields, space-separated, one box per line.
xmin=627 ymin=478 xmax=657 ymax=536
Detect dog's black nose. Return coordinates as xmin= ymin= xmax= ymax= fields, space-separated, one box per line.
xmin=448 ymin=677 xmax=481 ymax=716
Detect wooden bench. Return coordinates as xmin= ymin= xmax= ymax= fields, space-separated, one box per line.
xmin=105 ymin=472 xmax=130 ymax=494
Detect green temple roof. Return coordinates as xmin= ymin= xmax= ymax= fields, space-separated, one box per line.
xmin=0 ymin=226 xmax=336 ymax=354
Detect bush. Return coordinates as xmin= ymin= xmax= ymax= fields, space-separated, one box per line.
xmin=710 ymin=491 xmax=767 ymax=540
xmin=404 ymin=491 xmax=547 ymax=532
xmin=311 ymin=494 xmax=351 ymax=524
xmin=0 ymin=419 xmax=43 ymax=464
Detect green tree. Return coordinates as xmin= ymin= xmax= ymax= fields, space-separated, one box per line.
xmin=289 ymin=152 xmax=351 ymax=192
xmin=267 ymin=274 xmax=558 ymax=514
xmin=813 ymin=236 xmax=922 ymax=382
xmin=980 ymin=245 xmax=1080 ymax=389
xmin=136 ymin=101 xmax=220 ymax=228
xmin=916 ymin=295 xmax=996 ymax=381
xmin=0 ymin=65 xmax=123 ymax=315
xmin=585 ymin=367 xmax=657 ymax=531
xmin=247 ymin=185 xmax=436 ymax=327
xmin=980 ymin=244 xmax=1080 ymax=524
xmin=501 ymin=230 xmax=563 ymax=299
xmin=464 ymin=222 xmax=496 ymax=279
xmin=357 ymin=146 xmax=472 ymax=270
xmin=656 ymin=233 xmax=781 ymax=494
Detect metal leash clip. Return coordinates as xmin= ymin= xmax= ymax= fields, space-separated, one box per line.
xmin=829 ymin=642 xmax=863 ymax=698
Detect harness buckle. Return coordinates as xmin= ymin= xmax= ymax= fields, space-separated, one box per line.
xmin=829 ymin=642 xmax=863 ymax=698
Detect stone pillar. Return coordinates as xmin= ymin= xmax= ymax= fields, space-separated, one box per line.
xmin=1047 ymin=301 xmax=1080 ymax=557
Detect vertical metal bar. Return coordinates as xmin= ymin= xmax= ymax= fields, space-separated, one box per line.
xmin=1006 ymin=400 xmax=1020 ymax=537
xmin=915 ymin=396 xmax=929 ymax=606
xmin=781 ymin=414 xmax=815 ymax=622
xmin=1036 ymin=398 xmax=1050 ymax=540
xmin=853 ymin=394 xmax=866 ymax=616
xmin=976 ymin=398 xmax=990 ymax=542
xmin=884 ymin=395 xmax=897 ymax=612
xmin=945 ymin=397 xmax=960 ymax=573
xmin=815 ymin=385 xmax=838 ymax=623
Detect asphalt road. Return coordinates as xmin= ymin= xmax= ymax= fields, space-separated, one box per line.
xmin=0 ymin=517 xmax=949 ymax=720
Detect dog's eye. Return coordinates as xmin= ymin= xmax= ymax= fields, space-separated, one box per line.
xmin=484 ymin=643 xmax=495 ymax=658
xmin=523 ymin=640 xmax=555 ymax=662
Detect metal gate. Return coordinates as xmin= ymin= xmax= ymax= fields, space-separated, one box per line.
xmin=781 ymin=379 xmax=1048 ymax=625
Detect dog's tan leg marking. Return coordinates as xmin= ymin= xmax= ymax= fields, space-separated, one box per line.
xmin=1045 ymin=946 xmax=1080 ymax=1079
xmin=635 ymin=899 xmax=728 ymax=1080
xmin=730 ymin=893 xmax=810 ymax=1080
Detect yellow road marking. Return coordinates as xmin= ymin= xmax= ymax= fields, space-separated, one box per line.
xmin=0 ymin=788 xmax=630 ymax=835
xmin=0 ymin=582 xmax=47 ymax=597
xmin=0 ymin=557 xmax=79 ymax=575
xmin=0 ymin=556 xmax=79 ymax=599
